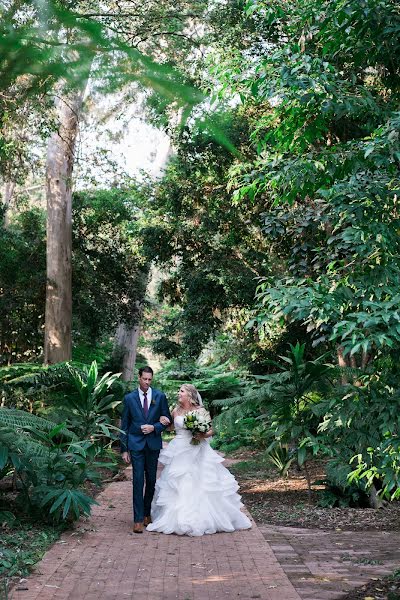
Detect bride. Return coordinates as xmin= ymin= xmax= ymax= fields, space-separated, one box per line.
xmin=146 ymin=383 xmax=252 ymax=536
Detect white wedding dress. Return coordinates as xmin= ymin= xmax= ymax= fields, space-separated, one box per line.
xmin=146 ymin=415 xmax=252 ymax=536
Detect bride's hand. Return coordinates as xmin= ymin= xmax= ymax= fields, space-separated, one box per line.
xmin=159 ymin=416 xmax=170 ymax=426
xmin=194 ymin=428 xmax=213 ymax=441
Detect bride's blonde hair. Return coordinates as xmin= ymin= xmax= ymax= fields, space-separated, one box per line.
xmin=181 ymin=384 xmax=201 ymax=406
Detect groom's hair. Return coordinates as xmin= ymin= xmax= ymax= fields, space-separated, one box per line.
xmin=139 ymin=366 xmax=154 ymax=376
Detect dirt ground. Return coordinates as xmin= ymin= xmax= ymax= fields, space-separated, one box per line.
xmin=228 ymin=449 xmax=400 ymax=600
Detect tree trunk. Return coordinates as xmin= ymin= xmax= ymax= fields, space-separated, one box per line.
xmin=303 ymin=460 xmax=313 ymax=505
xmin=369 ymin=482 xmax=384 ymax=509
xmin=3 ymin=181 xmax=15 ymax=226
xmin=44 ymin=84 xmax=87 ymax=364
xmin=113 ymin=322 xmax=141 ymax=382
xmin=361 ymin=350 xmax=370 ymax=369
xmin=337 ymin=345 xmax=349 ymax=384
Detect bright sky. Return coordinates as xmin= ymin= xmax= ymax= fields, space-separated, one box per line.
xmin=76 ymin=91 xmax=171 ymax=187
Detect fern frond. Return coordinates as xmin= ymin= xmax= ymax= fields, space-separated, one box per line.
xmin=212 ymin=395 xmax=248 ymax=408
xmin=0 ymin=426 xmax=51 ymax=462
xmin=4 ymin=363 xmax=72 ymax=389
xmin=0 ymin=363 xmax=44 ymax=383
xmin=213 ymin=397 xmax=258 ymax=430
xmin=0 ymin=408 xmax=76 ymax=439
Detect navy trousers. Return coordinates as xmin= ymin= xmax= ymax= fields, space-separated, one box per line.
xmin=130 ymin=446 xmax=160 ymax=523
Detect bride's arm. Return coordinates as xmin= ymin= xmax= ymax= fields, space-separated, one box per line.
xmin=160 ymin=406 xmax=177 ymax=431
xmin=194 ymin=427 xmax=213 ymax=440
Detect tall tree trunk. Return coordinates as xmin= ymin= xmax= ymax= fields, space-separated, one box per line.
xmin=3 ymin=180 xmax=15 ymax=226
xmin=44 ymin=84 xmax=87 ymax=364
xmin=113 ymin=321 xmax=141 ymax=382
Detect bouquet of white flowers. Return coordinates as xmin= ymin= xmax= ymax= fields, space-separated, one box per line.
xmin=183 ymin=410 xmax=212 ymax=445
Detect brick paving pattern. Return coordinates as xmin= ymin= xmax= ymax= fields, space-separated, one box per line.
xmin=11 ymin=460 xmax=400 ymax=600
xmin=260 ymin=525 xmax=400 ymax=600
xmin=12 ymin=466 xmax=300 ymax=600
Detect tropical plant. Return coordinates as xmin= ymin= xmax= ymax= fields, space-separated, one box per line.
xmin=0 ymin=360 xmax=123 ymax=522
xmin=265 ymin=444 xmax=295 ymax=478
xmin=348 ymin=437 xmax=400 ymax=502
xmin=0 ymin=408 xmax=101 ymax=522
xmin=317 ymin=373 xmax=400 ymax=506
xmin=156 ymin=360 xmax=244 ymax=410
xmin=62 ymin=361 xmax=122 ymax=440
xmin=213 ymin=343 xmax=332 ymax=495
xmin=220 ymin=0 xmax=400 ymax=372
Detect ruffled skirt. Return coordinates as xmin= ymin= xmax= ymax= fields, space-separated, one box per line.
xmin=146 ymin=433 xmax=252 ymax=536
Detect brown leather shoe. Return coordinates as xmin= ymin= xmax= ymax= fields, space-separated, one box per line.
xmin=133 ymin=522 xmax=144 ymax=533
xmin=143 ymin=516 xmax=152 ymax=526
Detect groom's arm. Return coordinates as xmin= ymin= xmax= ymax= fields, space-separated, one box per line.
xmin=153 ymin=393 xmax=171 ymax=434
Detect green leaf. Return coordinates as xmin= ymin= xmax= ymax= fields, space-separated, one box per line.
xmin=0 ymin=445 xmax=9 ymax=470
xmin=297 ymin=446 xmax=307 ymax=466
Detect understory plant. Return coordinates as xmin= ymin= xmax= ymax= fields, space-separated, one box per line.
xmin=317 ymin=372 xmax=400 ymax=506
xmin=0 ymin=361 xmax=122 ymax=522
xmin=213 ymin=343 xmax=332 ymax=493
xmin=0 ymin=409 xmax=102 ymax=522
xmin=156 ymin=360 xmax=243 ymax=414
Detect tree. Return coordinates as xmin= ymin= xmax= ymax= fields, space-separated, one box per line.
xmin=45 ymin=75 xmax=92 ymax=364
xmin=72 ymin=188 xmax=148 ymax=369
xmin=0 ymin=206 xmax=46 ymax=364
xmin=139 ymin=108 xmax=271 ymax=362
xmin=0 ymin=188 xmax=147 ymax=364
xmin=215 ymin=0 xmax=400 ymax=365
xmin=1 ymin=0 xmax=211 ymax=365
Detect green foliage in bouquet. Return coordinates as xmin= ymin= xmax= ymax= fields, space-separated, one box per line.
xmin=183 ymin=410 xmax=212 ymax=446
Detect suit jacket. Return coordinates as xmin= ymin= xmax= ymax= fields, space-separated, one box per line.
xmin=120 ymin=388 xmax=172 ymax=452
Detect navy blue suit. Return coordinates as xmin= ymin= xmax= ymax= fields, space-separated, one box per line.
xmin=120 ymin=388 xmax=171 ymax=523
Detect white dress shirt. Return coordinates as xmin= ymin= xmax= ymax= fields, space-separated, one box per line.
xmin=138 ymin=387 xmax=152 ymax=409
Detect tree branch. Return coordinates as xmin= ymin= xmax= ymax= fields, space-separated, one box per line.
xmin=77 ymin=11 xmax=201 ymax=19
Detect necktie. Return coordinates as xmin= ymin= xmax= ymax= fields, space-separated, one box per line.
xmin=143 ymin=391 xmax=149 ymax=417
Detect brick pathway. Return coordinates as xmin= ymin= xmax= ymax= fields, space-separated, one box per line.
xmin=260 ymin=525 xmax=400 ymax=600
xmin=12 ymin=467 xmax=301 ymax=600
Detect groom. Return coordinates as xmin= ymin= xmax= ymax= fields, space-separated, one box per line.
xmin=120 ymin=365 xmax=172 ymax=533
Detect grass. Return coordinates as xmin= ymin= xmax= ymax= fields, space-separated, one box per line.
xmin=162 ymin=430 xmax=176 ymax=443
xmin=0 ymin=519 xmax=64 ymax=595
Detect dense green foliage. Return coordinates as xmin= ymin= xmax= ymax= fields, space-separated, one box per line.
xmin=0 ymin=188 xmax=146 ymax=363
xmin=139 ymin=0 xmax=400 ymax=506
xmin=242 ymin=1 xmax=400 ymax=363
xmin=0 ymin=207 xmax=46 ymax=363
xmin=0 ymin=361 xmax=122 ymax=524
xmin=0 ymin=521 xmax=62 ymax=580
xmin=140 ymin=110 xmax=271 ymax=361
xmin=72 ymin=188 xmax=148 ymax=341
